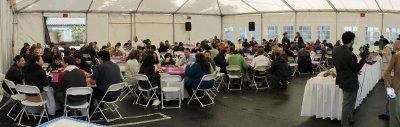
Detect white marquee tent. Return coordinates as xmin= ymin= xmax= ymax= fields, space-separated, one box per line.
xmin=2 ymin=0 xmax=400 ymax=73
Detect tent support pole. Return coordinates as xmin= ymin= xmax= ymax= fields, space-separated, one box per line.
xmin=172 ymin=14 xmax=175 ymax=43
xmin=260 ymin=14 xmax=263 ymax=41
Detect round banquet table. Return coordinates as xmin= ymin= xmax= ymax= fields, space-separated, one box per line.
xmin=160 ymin=66 xmax=189 ymax=100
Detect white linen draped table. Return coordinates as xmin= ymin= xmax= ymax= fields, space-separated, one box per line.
xmin=301 ymin=61 xmax=381 ymax=120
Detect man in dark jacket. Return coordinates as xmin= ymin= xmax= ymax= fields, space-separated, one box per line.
xmin=282 ymin=32 xmax=291 ymax=49
xmin=2 ymin=55 xmax=25 ymax=94
xmin=267 ymin=49 xmax=291 ymax=89
xmin=333 ymin=31 xmax=369 ymax=127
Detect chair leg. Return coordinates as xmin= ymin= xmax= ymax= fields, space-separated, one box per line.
xmin=178 ymin=90 xmax=182 ymax=108
xmin=7 ymin=101 xmax=19 ymax=121
xmin=111 ymin=103 xmax=123 ymax=119
xmin=134 ymin=91 xmax=143 ymax=105
xmin=17 ymin=106 xmax=26 ymax=126
xmin=161 ymin=92 xmax=164 ymax=109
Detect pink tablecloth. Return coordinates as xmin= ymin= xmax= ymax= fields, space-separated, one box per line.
xmin=164 ymin=67 xmax=185 ymax=77
xmin=49 ymin=72 xmax=60 ymax=84
xmin=111 ymin=57 xmax=127 ymax=62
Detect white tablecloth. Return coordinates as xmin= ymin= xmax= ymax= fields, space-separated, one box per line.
xmin=300 ymin=61 xmax=381 ymax=120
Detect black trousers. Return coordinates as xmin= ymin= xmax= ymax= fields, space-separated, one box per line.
xmin=267 ymin=74 xmax=289 ymax=88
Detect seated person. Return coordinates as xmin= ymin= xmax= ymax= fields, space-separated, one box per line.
xmin=125 ymin=50 xmax=142 ymax=76
xmin=110 ymin=45 xmax=123 ymax=57
xmin=267 ymin=49 xmax=291 ymax=89
xmin=161 ymin=53 xmax=176 ymax=66
xmin=73 ymin=53 xmax=92 ymax=73
xmin=172 ymin=42 xmax=185 ymax=51
xmin=54 ymin=56 xmax=88 ymax=108
xmin=204 ymin=51 xmax=216 ymax=71
xmin=180 ymin=48 xmax=195 ymax=66
xmin=24 ymin=55 xmax=51 ymax=102
xmin=249 ymin=49 xmax=270 ymax=81
xmin=227 ymin=50 xmax=249 ymax=76
xmin=2 ymin=55 xmax=25 ymax=95
xmin=297 ymin=45 xmax=313 ymax=74
xmin=47 ymin=55 xmax=63 ymax=71
xmin=89 ymin=51 xmax=122 ymax=113
xmin=289 ymin=42 xmax=299 ymax=51
xmin=184 ymin=54 xmax=214 ymax=97
xmin=191 ymin=43 xmax=203 ymax=53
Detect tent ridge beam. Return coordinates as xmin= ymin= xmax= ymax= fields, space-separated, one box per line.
xmin=216 ymin=0 xmax=223 ymax=16
xmin=281 ymin=0 xmax=297 ymax=12
xmin=173 ymin=0 xmax=191 ymax=14
xmin=325 ymin=0 xmax=338 ymax=12
xmin=86 ymin=0 xmax=94 ymax=13
xmin=241 ymin=0 xmax=259 ymax=13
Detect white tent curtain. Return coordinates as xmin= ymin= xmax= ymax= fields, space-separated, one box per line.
xmin=14 ymin=13 xmax=44 ymax=54
xmin=0 ymin=0 xmax=14 ymax=73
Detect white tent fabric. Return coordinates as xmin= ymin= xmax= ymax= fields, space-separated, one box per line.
xmin=0 ymin=0 xmax=14 ymax=73
xmin=15 ymin=0 xmax=400 ymax=13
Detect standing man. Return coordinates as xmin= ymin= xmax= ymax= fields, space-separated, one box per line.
xmin=282 ymin=32 xmax=291 ymax=49
xmin=333 ymin=31 xmax=369 ymax=127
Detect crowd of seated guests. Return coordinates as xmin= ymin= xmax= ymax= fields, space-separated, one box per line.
xmin=9 ymin=34 xmax=325 ymax=118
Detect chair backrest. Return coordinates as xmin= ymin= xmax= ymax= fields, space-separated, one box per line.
xmin=15 ymin=85 xmax=41 ymax=94
xmin=201 ymin=74 xmax=217 ymax=81
xmin=226 ymin=65 xmax=241 ymax=71
xmin=66 ymin=87 xmax=93 ymax=96
xmin=327 ymin=50 xmax=332 ymax=55
xmin=160 ymin=75 xmax=181 ymax=82
xmin=313 ymin=54 xmax=322 ymax=61
xmin=4 ymin=79 xmax=19 ymax=95
xmin=107 ymin=82 xmax=126 ymax=92
xmin=133 ymin=74 xmax=149 ymax=81
xmin=288 ymin=57 xmax=296 ymax=63
xmin=160 ymin=75 xmax=181 ymax=87
xmin=213 ymin=66 xmax=221 ymax=74
xmin=316 ymin=50 xmax=321 ymax=54
xmin=254 ymin=65 xmax=269 ymax=72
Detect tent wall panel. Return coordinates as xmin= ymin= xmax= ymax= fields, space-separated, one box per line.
xmin=135 ymin=14 xmax=173 ymax=23
xmin=43 ymin=13 xmax=86 ymax=17
xmin=14 ymin=13 xmax=44 ymax=55
xmin=136 ymin=24 xmax=173 ymax=47
xmin=337 ymin=12 xmax=382 ymax=46
xmin=297 ymin=12 xmax=337 ymax=43
xmin=0 ymin=0 xmax=14 ymax=73
xmin=174 ymin=14 xmax=221 ymax=43
xmin=383 ymin=13 xmax=400 ymax=34
xmin=108 ymin=24 xmax=131 ymax=44
xmin=223 ymin=14 xmax=262 ymax=42
xmin=87 ymin=13 xmax=109 ymax=47
xmin=262 ymin=13 xmax=296 ymax=43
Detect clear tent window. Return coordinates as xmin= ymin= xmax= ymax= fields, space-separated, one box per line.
xmin=299 ymin=26 xmax=311 ymax=42
xmin=318 ymin=26 xmax=330 ymax=43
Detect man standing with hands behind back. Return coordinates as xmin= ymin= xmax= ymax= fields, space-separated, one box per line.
xmin=333 ymin=31 xmax=369 ymax=127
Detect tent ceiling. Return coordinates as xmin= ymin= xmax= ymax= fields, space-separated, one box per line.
xmin=16 ymin=0 xmax=399 ymax=14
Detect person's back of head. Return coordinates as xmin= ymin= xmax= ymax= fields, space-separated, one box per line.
xmin=98 ymin=51 xmax=111 ymax=62
xmin=342 ymin=31 xmax=356 ymax=45
xmin=380 ymin=35 xmax=384 ymax=39
xmin=63 ymin=56 xmax=76 ymax=66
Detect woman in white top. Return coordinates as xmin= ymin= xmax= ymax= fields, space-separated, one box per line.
xmin=125 ymin=49 xmax=142 ymax=76
xmin=251 ymin=48 xmax=271 ymax=68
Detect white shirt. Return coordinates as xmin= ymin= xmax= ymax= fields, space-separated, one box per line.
xmin=125 ymin=59 xmax=141 ymax=76
xmin=132 ymin=41 xmax=144 ymax=50
xmin=251 ymin=55 xmax=270 ymax=68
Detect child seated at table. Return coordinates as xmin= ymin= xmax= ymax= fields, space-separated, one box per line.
xmin=47 ymin=55 xmax=63 ymax=71
xmin=161 ymin=53 xmax=176 ymax=66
